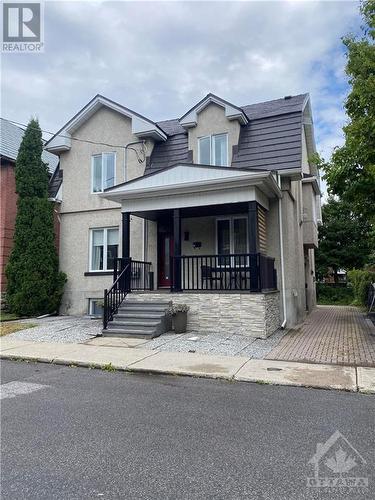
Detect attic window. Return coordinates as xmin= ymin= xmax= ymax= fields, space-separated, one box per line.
xmin=198 ymin=133 xmax=228 ymax=166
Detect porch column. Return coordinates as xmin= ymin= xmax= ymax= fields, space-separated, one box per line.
xmin=247 ymin=201 xmax=259 ymax=253
xmin=248 ymin=202 xmax=260 ymax=291
xmin=173 ymin=208 xmax=182 ymax=292
xmin=120 ymin=211 xmax=131 ymax=291
xmin=122 ymin=211 xmax=130 ymax=259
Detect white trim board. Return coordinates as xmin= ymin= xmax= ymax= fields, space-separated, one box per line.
xmin=100 ymin=164 xmax=280 ymax=213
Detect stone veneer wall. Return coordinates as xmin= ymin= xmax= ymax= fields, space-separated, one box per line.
xmin=130 ymin=291 xmax=280 ymax=339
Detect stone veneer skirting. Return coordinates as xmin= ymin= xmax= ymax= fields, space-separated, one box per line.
xmin=130 ymin=291 xmax=280 ymax=339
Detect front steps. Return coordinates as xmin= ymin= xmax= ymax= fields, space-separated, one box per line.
xmin=102 ymin=299 xmax=172 ymax=339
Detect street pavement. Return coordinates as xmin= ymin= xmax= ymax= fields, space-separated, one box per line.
xmin=1 ymin=360 xmax=374 ymax=500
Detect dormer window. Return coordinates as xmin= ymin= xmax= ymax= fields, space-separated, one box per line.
xmin=91 ymin=152 xmax=116 ymax=193
xmin=198 ymin=133 xmax=228 ymax=166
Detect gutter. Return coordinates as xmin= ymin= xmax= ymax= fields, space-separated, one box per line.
xmin=277 ymin=173 xmax=287 ymax=329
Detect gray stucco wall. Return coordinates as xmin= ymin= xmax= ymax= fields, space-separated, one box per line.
xmin=59 ymin=107 xmax=153 ymax=315
xmin=188 ymin=103 xmax=241 ymax=165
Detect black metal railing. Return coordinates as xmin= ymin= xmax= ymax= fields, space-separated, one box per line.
xmin=103 ymin=258 xmax=131 ymax=329
xmin=130 ymin=259 xmax=153 ymax=291
xmin=171 ymin=253 xmax=277 ymax=292
xmin=103 ymin=258 xmax=153 ymax=329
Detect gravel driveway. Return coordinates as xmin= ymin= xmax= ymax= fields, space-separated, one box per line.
xmin=8 ymin=316 xmax=101 ymax=343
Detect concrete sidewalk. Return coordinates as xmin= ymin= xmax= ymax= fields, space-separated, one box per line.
xmin=1 ymin=338 xmax=374 ymax=393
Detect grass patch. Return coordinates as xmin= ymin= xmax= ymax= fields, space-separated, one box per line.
xmin=0 ymin=312 xmax=21 ymax=322
xmin=0 ymin=322 xmax=36 ymax=337
xmin=102 ymin=363 xmax=116 ymax=372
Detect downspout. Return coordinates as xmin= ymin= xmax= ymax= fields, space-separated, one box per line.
xmin=277 ymin=173 xmax=287 ymax=328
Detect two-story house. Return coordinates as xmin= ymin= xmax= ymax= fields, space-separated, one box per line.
xmin=45 ymin=93 xmax=321 ymax=338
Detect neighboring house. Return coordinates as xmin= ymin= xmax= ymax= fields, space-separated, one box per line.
xmin=45 ymin=93 xmax=321 ymax=337
xmin=0 ymin=118 xmax=59 ymax=296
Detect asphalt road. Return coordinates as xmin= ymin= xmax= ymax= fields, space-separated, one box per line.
xmin=1 ymin=360 xmax=374 ymax=500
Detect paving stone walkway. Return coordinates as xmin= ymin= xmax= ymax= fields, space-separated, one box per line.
xmin=266 ymin=306 xmax=375 ymax=367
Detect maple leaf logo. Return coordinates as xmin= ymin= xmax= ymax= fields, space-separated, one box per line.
xmin=325 ymin=447 xmax=357 ymax=475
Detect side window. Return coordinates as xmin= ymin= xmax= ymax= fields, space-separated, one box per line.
xmin=90 ymin=227 xmax=119 ymax=271
xmin=91 ymin=152 xmax=116 ymax=193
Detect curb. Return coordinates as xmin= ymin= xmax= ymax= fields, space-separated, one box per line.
xmin=1 ymin=351 xmax=372 ymax=393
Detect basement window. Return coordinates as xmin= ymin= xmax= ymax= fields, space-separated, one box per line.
xmin=89 ymin=299 xmax=104 ymax=317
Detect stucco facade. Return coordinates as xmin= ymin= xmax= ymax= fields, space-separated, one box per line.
xmin=47 ymin=92 xmax=320 ymax=331
xmin=58 ymin=107 xmax=154 ymax=315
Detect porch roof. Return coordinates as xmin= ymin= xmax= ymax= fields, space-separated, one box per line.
xmin=101 ymin=163 xmax=281 ymax=213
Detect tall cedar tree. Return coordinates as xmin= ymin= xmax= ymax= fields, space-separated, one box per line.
xmin=316 ymin=197 xmax=372 ymax=281
xmin=320 ymin=0 xmax=375 ymax=224
xmin=6 ymin=119 xmax=66 ymax=316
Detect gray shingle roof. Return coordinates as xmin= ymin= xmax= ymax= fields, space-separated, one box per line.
xmin=231 ymin=112 xmax=303 ymax=170
xmin=0 ymin=118 xmax=59 ymax=174
xmin=146 ymin=93 xmax=308 ymax=174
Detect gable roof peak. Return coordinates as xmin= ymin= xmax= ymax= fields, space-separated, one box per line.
xmin=179 ymin=93 xmax=248 ymax=128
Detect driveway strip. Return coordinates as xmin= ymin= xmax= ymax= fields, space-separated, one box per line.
xmin=0 ymin=339 xmax=373 ymax=392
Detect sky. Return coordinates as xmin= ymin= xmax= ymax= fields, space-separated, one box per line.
xmin=1 ymin=0 xmax=362 ymax=195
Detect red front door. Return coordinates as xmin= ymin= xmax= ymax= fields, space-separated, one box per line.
xmin=158 ymin=232 xmax=174 ymax=287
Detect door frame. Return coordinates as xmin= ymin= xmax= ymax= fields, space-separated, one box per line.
xmin=157 ymin=220 xmax=174 ymax=288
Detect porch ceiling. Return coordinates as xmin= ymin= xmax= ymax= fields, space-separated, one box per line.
xmin=101 ymin=163 xmax=281 ymax=214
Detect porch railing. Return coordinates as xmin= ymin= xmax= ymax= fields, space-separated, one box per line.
xmin=103 ymin=257 xmax=153 ymax=329
xmin=171 ymin=253 xmax=277 ymax=292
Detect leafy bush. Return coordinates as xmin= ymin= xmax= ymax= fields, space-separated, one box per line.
xmin=316 ymin=284 xmax=354 ymax=305
xmin=347 ymin=269 xmax=375 ymax=307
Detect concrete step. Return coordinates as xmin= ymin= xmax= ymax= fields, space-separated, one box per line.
xmin=117 ymin=306 xmax=169 ymax=314
xmin=101 ymin=328 xmax=160 ymax=339
xmin=111 ymin=320 xmax=161 ymax=328
xmin=121 ymin=300 xmax=171 ymax=308
xmin=115 ymin=313 xmax=164 ymax=320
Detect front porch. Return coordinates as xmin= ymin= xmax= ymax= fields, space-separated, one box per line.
xmin=101 ymin=164 xmax=282 ymax=336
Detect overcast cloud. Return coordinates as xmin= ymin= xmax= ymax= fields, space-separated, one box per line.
xmin=2 ymin=0 xmax=360 ymax=171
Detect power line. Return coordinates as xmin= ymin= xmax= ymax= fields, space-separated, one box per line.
xmin=1 ymin=117 xmax=147 ymax=159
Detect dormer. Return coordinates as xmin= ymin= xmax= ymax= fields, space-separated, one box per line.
xmin=180 ymin=94 xmax=247 ymax=166
xmin=179 ymin=93 xmax=248 ymax=129
xmin=45 ymin=94 xmax=167 ymax=153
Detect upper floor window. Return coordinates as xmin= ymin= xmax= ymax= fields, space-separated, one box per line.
xmin=90 ymin=227 xmax=119 ymax=271
xmin=91 ymin=152 xmax=116 ymax=193
xmin=198 ymin=133 xmax=228 ymax=167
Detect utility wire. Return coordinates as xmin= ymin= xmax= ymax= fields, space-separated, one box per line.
xmin=1 ymin=117 xmax=147 ymax=162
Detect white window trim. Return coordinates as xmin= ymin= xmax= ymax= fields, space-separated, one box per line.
xmin=89 ymin=226 xmax=119 ymax=272
xmin=91 ymin=152 xmax=117 ymax=194
xmin=198 ymin=133 xmax=228 ymax=166
xmin=89 ymin=298 xmax=104 ymax=317
xmin=215 ymin=216 xmax=249 ymax=266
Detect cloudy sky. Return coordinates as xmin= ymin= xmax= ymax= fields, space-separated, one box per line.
xmin=2 ymin=0 xmax=361 ymax=175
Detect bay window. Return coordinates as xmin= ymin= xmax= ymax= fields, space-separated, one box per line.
xmin=198 ymin=133 xmax=228 ymax=166
xmin=91 ymin=152 xmax=116 ymax=193
xmin=90 ymin=227 xmax=119 ymax=271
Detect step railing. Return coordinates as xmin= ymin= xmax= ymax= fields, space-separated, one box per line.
xmin=103 ymin=259 xmax=131 ymax=330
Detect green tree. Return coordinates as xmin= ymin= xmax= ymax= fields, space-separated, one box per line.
xmin=6 ymin=118 xmax=66 ymax=316
xmin=320 ymin=0 xmax=375 ymax=223
xmin=316 ymin=197 xmax=372 ymax=281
